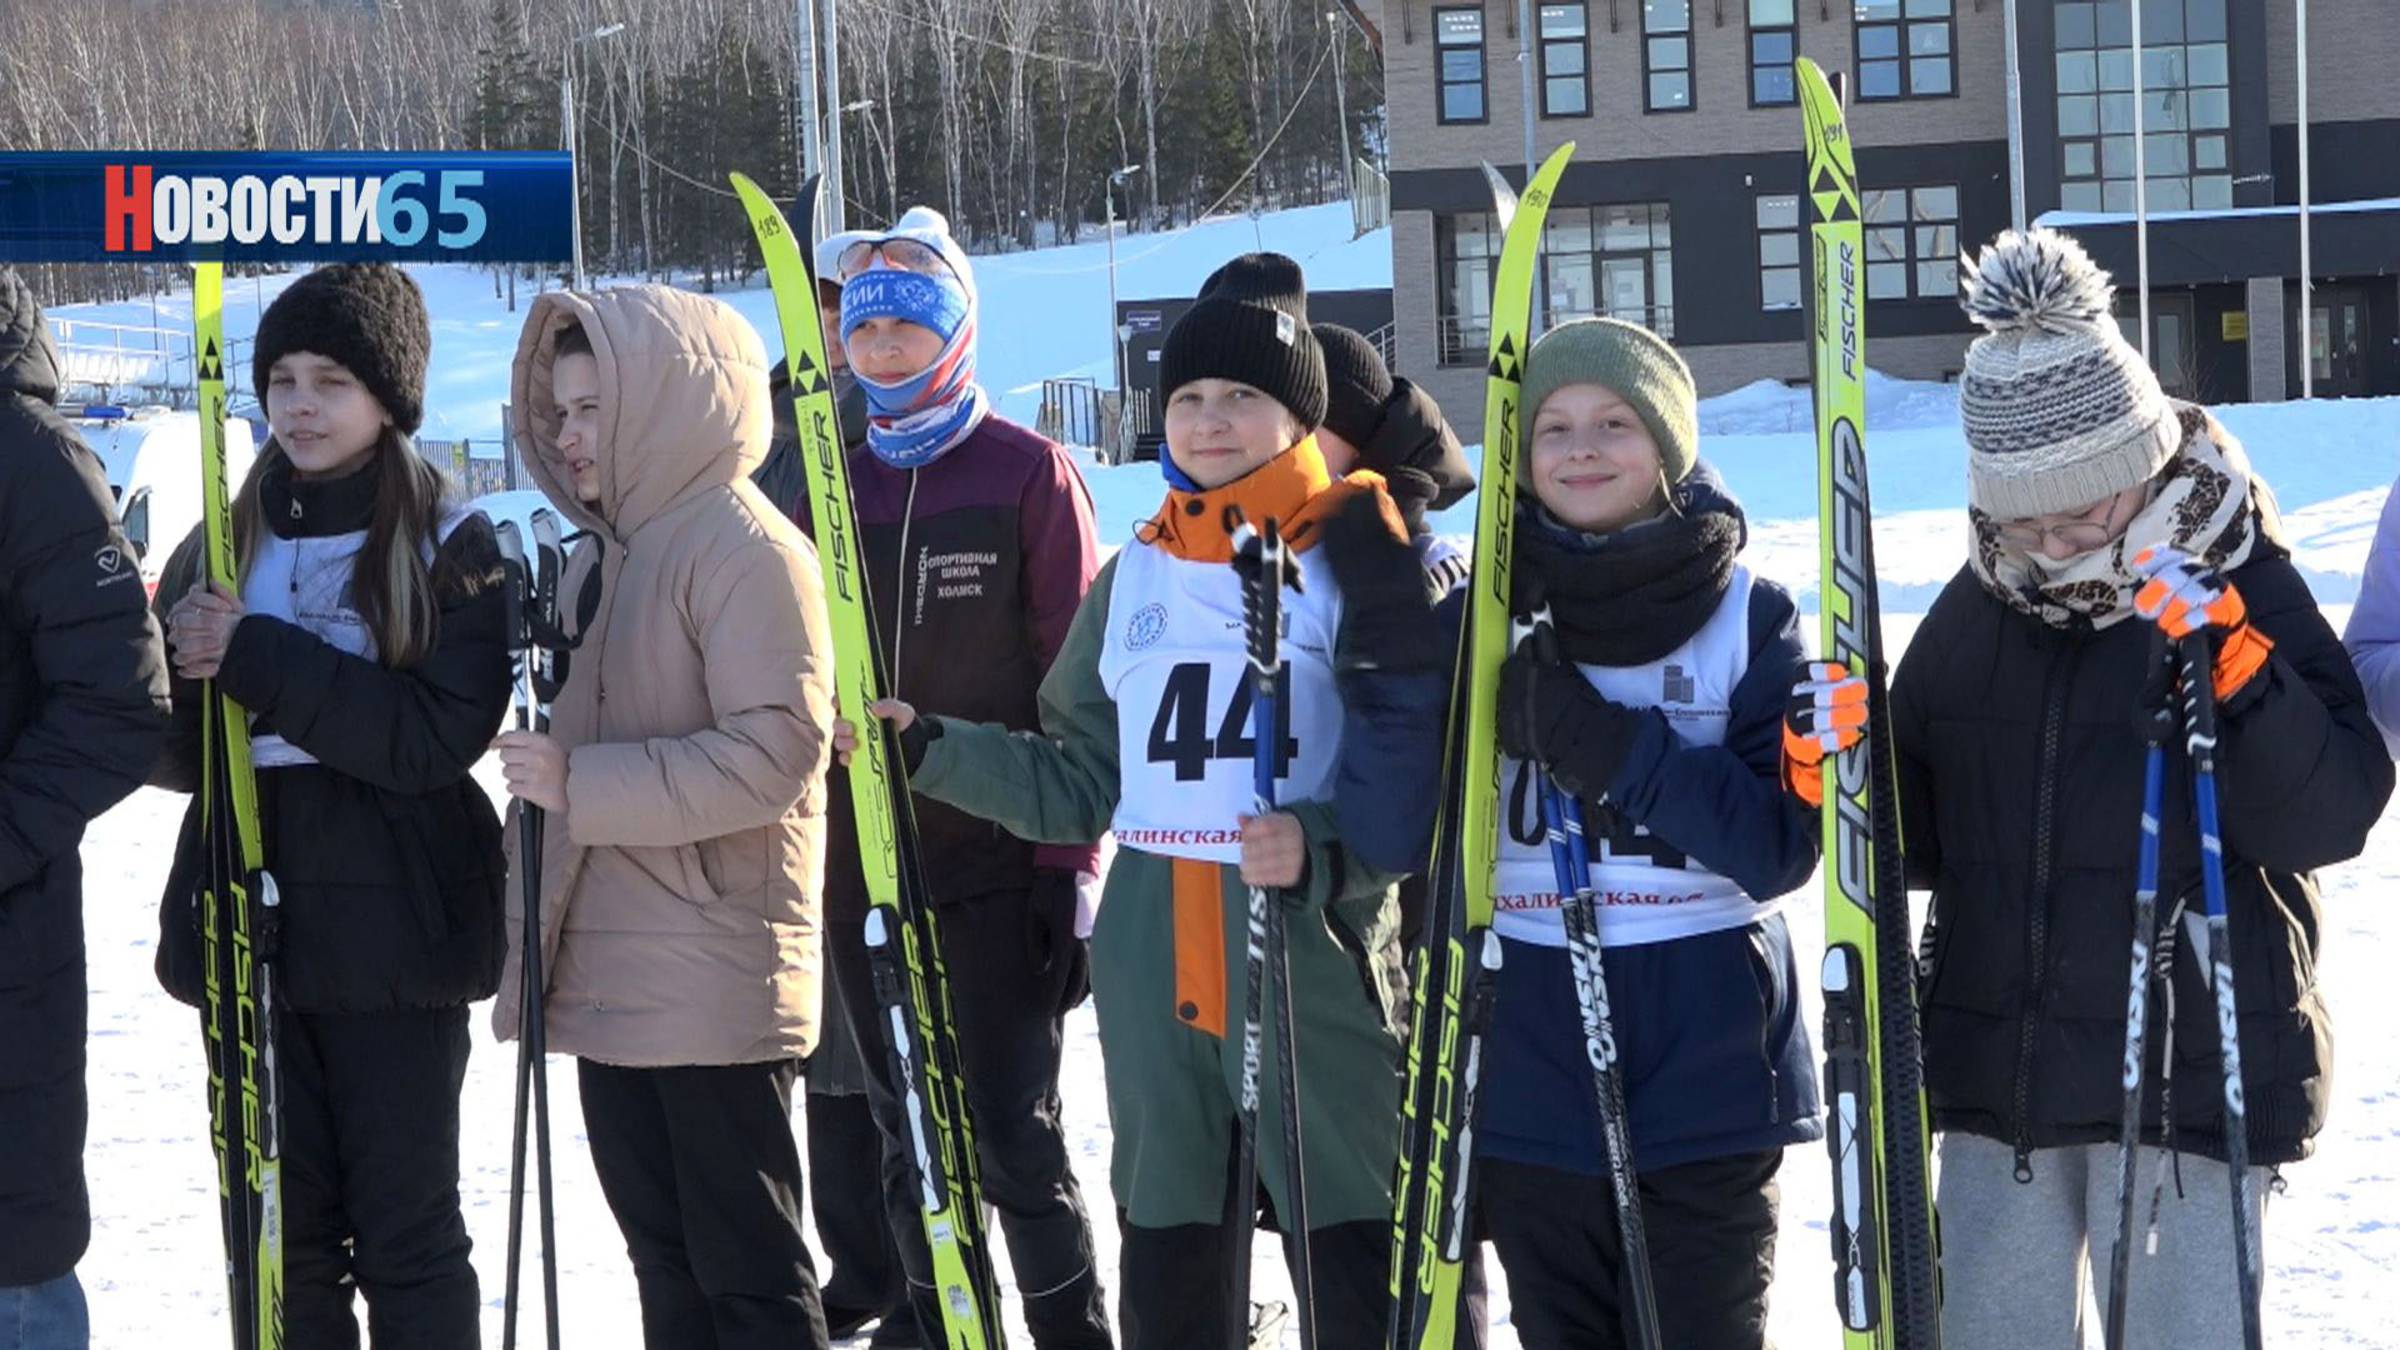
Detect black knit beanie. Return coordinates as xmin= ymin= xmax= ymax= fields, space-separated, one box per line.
xmin=1312 ymin=322 xmax=1393 ymax=450
xmin=1159 ymin=252 xmax=1328 ymax=429
xmin=252 ymin=263 xmax=430 ymax=434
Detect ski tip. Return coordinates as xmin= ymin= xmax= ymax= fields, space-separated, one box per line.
xmin=1478 ymin=162 xmax=1521 ymax=230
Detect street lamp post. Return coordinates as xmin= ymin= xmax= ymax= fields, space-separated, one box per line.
xmin=1106 ymin=163 xmax=1143 ymax=461
xmin=1328 ymin=10 xmax=1351 ymax=197
xmin=1114 ymin=321 xmax=1137 ymax=460
xmin=1105 ymin=164 xmax=1143 ymax=391
xmin=563 ymin=22 xmax=626 ymax=292
xmin=832 ymin=99 xmax=875 ymax=239
xmin=796 ymin=0 xmax=821 ymax=185
xmin=821 ymin=0 xmax=848 ymax=233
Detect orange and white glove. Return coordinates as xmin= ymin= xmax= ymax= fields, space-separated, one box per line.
xmin=1783 ymin=661 xmax=1868 ymax=810
xmin=2132 ymin=545 xmax=2275 ymax=703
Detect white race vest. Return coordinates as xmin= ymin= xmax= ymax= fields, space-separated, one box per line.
xmin=1491 ymin=565 xmax=1780 ymax=949
xmin=1097 ymin=542 xmax=1347 ymax=863
xmin=241 ymin=505 xmax=474 ymax=769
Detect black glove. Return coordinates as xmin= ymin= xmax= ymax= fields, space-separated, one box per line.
xmin=897 ymin=715 xmax=943 ymax=773
xmin=1320 ymin=488 xmax=1441 ymax=672
xmin=1496 ymin=643 xmax=1646 ymax=799
xmin=1027 ymin=869 xmax=1092 ymax=1016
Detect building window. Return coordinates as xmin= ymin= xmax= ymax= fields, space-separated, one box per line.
xmin=1758 ymin=194 xmax=1803 ymax=310
xmin=1437 ymin=7 xmax=1489 ymax=125
xmin=1750 ymin=1 xmax=1798 ymax=106
xmin=1437 ymin=212 xmax=1504 ymax=363
xmin=1540 ymin=4 xmax=1591 ymax=118
xmin=1547 ymin=203 xmax=1677 ymax=335
xmin=1863 ymin=185 xmax=1960 ymax=299
xmin=1644 ymin=0 xmax=1694 ymax=111
xmin=1856 ymin=0 xmax=1955 ymax=101
xmin=2055 ymin=0 xmax=2232 ymax=213
xmin=1437 ymin=204 xmax=1677 ymax=363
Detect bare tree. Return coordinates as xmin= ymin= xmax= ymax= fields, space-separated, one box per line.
xmin=0 ymin=0 xmax=1366 ymax=303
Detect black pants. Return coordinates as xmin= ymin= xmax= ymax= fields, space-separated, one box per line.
xmin=278 ymin=1006 xmax=478 ymax=1350
xmin=1114 ymin=1130 xmax=1394 ymax=1350
xmin=579 ymin=1057 xmax=830 ymax=1350
xmin=807 ymin=1090 xmax=905 ymax=1335
xmin=830 ymin=894 xmax=1111 ymax=1349
xmin=1480 ymin=1149 xmax=1783 ymax=1350
xmin=1113 ymin=1125 xmax=1398 ymax=1350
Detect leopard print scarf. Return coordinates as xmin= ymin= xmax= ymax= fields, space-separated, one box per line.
xmin=1967 ymin=405 xmax=2283 ymax=631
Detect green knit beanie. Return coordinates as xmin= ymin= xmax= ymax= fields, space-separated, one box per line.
xmin=1519 ymin=317 xmax=1698 ymax=487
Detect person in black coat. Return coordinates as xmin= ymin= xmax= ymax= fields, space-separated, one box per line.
xmin=152 ymin=265 xmax=510 ymax=1349
xmin=1788 ymin=230 xmax=2394 ymax=1350
xmin=0 ymin=269 xmax=171 ymax=1346
xmin=1310 ymin=322 xmax=1475 ymax=589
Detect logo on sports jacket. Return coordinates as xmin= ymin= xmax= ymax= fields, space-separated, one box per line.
xmin=93 ymin=544 xmax=136 ymax=588
xmin=1662 ymin=663 xmax=1696 ymax=704
xmin=1125 ymin=602 xmax=1169 ymax=651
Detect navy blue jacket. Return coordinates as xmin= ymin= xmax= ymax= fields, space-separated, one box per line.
xmin=1338 ymin=520 xmax=1822 ymax=1174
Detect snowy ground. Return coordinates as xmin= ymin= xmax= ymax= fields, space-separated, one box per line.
xmin=51 ymin=204 xmax=2400 ymax=1345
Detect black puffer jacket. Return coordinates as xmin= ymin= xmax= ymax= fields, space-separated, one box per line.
xmin=1893 ymin=548 xmax=2391 ymax=1170
xmin=1354 ymin=377 xmax=1475 ymax=543
xmin=152 ymin=462 xmax=512 ymax=1014
xmin=0 ymin=269 xmax=172 ymax=1286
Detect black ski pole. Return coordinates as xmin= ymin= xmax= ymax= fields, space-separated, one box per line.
xmin=1519 ymin=610 xmax=1663 ymax=1350
xmin=1231 ymin=516 xmax=1315 ymax=1350
xmin=495 ymin=520 xmax=536 ymax=1350
xmin=525 ymin=509 xmax=569 ymax=1350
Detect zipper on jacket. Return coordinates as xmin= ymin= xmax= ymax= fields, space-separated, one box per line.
xmin=2010 ymin=640 xmax=2076 ymax=1182
xmin=1750 ymin=924 xmax=1782 ymax=1125
xmin=890 ymin=469 xmax=920 ymax=699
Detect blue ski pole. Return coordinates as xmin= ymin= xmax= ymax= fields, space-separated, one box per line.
xmin=2105 ymin=632 xmax=2175 ymax=1350
xmin=2175 ymin=632 xmax=2264 ymax=1350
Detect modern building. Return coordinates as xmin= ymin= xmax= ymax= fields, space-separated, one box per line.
xmin=1376 ymin=0 xmax=2400 ymax=427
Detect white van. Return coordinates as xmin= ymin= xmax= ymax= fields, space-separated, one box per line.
xmin=70 ymin=405 xmax=260 ymax=601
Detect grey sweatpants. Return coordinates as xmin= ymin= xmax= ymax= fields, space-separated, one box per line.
xmin=1935 ymin=1132 xmax=2269 ymax=1350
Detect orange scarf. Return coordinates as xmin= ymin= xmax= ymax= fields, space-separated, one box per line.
xmin=1139 ymin=436 xmax=1392 ymax=562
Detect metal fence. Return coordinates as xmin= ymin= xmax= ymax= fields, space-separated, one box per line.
xmin=416 ymin=437 xmax=527 ymax=497
xmin=1351 ymin=158 xmax=1391 ymax=238
xmin=1038 ymin=377 xmax=1153 ymax=463
xmin=1039 ymin=377 xmax=1104 ymax=450
xmin=46 ymin=316 xmax=255 ymax=412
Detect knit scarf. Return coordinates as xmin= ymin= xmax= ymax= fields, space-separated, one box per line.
xmin=1515 ymin=461 xmax=1748 ymax=667
xmin=1967 ymin=406 xmax=2282 ymax=631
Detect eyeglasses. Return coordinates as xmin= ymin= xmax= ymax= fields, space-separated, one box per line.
xmin=836 ymin=237 xmax=952 ymax=282
xmin=1994 ymin=490 xmax=2136 ymax=552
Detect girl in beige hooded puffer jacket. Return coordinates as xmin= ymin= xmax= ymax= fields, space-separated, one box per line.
xmin=495 ymin=284 xmax=838 ymax=1349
